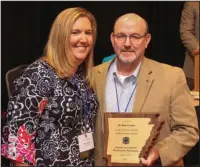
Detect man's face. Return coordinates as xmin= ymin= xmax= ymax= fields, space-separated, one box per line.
xmin=111 ymin=16 xmax=151 ymax=64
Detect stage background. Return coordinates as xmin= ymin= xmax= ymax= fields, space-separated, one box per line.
xmin=2 ymin=1 xmax=185 ymax=113
xmin=3 ymin=2 xmax=200 ymax=166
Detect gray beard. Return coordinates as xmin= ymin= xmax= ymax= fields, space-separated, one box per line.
xmin=118 ymin=54 xmax=136 ymax=64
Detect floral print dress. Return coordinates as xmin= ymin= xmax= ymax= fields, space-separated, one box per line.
xmin=1 ymin=60 xmax=99 ymax=167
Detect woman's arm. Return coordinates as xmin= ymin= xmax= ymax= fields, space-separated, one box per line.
xmin=13 ymin=161 xmax=31 ymax=167
xmin=2 ymin=60 xmax=53 ymax=166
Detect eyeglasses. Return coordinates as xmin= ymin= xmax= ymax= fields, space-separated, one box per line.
xmin=113 ymin=33 xmax=147 ymax=43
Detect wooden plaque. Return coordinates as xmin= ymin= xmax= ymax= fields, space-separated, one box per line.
xmin=103 ymin=113 xmax=164 ymax=166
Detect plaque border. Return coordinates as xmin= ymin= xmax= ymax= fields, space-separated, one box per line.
xmin=103 ymin=112 xmax=164 ymax=166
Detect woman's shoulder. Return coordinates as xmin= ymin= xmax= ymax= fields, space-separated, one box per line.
xmin=27 ymin=59 xmax=52 ymax=70
xmin=24 ymin=59 xmax=53 ymax=72
xmin=23 ymin=59 xmax=56 ymax=77
xmin=13 ymin=59 xmax=59 ymax=96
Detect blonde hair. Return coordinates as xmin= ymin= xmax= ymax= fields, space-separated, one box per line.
xmin=44 ymin=7 xmax=97 ymax=87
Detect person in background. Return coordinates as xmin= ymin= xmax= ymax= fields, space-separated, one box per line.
xmin=180 ymin=1 xmax=199 ymax=90
xmin=102 ymin=54 xmax=115 ymax=63
xmin=93 ymin=13 xmax=199 ymax=166
xmin=1 ymin=7 xmax=99 ymax=166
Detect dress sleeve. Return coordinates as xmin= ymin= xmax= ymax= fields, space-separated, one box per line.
xmin=1 ymin=62 xmax=54 ymax=165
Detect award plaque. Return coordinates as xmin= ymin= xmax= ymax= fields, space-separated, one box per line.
xmin=103 ymin=113 xmax=164 ymax=166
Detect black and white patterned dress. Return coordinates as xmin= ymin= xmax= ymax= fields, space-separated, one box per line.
xmin=1 ymin=59 xmax=99 ymax=167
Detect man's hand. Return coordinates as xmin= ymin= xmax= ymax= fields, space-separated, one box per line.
xmin=140 ymin=146 xmax=160 ymax=166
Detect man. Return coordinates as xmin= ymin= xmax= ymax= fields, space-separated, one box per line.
xmin=180 ymin=2 xmax=199 ymax=90
xmin=94 ymin=13 xmax=199 ymax=166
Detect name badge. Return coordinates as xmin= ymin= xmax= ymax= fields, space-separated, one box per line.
xmin=78 ymin=132 xmax=94 ymax=158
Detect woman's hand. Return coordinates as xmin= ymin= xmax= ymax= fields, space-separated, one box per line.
xmin=13 ymin=161 xmax=32 ymax=167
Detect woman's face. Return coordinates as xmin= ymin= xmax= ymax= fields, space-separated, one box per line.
xmin=69 ymin=17 xmax=93 ymax=64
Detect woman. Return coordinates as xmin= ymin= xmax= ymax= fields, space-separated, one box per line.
xmin=2 ymin=7 xmax=99 ymax=166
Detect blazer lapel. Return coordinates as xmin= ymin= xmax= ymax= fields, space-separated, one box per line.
xmin=96 ymin=60 xmax=114 ymax=132
xmin=97 ymin=65 xmax=108 ymax=113
xmin=133 ymin=57 xmax=154 ymax=113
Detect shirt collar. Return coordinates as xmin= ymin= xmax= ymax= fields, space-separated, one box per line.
xmin=111 ymin=59 xmax=141 ymax=79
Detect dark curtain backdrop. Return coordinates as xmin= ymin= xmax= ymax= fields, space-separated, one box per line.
xmin=2 ymin=1 xmax=185 ymax=110
xmin=3 ymin=1 xmax=199 ymax=166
